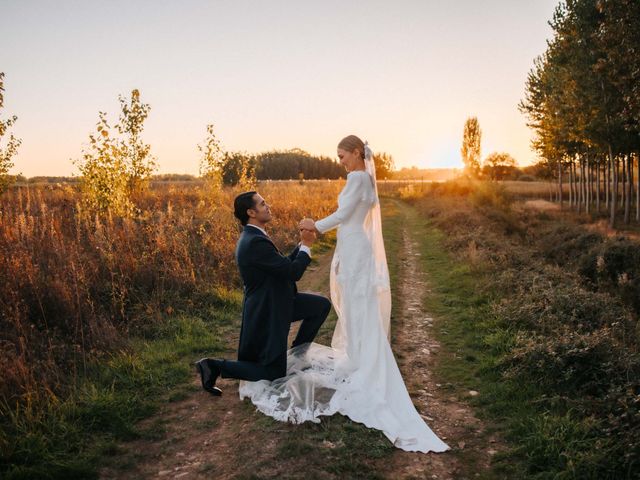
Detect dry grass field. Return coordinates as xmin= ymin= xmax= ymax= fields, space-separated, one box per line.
xmin=1 ymin=178 xmax=638 ymax=479
xmin=0 ymin=181 xmax=342 ymax=405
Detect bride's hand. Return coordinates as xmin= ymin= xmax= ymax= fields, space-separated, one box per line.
xmin=299 ymin=218 xmax=316 ymax=232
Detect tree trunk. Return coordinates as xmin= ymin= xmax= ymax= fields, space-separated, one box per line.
xmin=592 ymin=158 xmax=596 ymax=210
xmin=586 ymin=156 xmax=591 ymax=215
xmin=558 ymin=162 xmax=563 ymax=208
xmin=623 ymin=155 xmax=627 ymax=209
xmin=596 ymin=158 xmax=601 ymax=213
xmin=629 ymin=155 xmax=634 ymax=217
xmin=576 ymin=159 xmax=580 ymax=212
xmin=625 ymin=155 xmax=631 ymax=224
xmin=580 ymin=158 xmax=587 ymax=211
xmin=636 ymin=153 xmax=640 ymax=222
xmin=576 ymin=159 xmax=581 ymax=209
xmin=580 ymin=157 xmax=585 ymax=213
xmin=620 ymin=156 xmax=624 ymax=207
xmin=569 ymin=160 xmax=574 ymax=207
xmin=605 ymin=157 xmax=610 ymax=210
xmin=609 ymin=146 xmax=617 ymax=228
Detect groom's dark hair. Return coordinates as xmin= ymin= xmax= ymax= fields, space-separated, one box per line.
xmin=234 ymin=191 xmax=258 ymax=226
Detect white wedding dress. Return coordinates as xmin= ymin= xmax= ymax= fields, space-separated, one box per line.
xmin=239 ymin=148 xmax=449 ymax=453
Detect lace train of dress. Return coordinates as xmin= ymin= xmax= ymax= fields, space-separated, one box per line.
xmin=239 ymin=169 xmax=449 ymax=453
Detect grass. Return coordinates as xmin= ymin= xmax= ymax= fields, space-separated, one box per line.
xmin=374 ymin=198 xmax=526 ymax=478
xmin=387 ymin=198 xmax=537 ymax=478
xmin=396 ymin=186 xmax=640 ymax=480
xmin=238 ymin=412 xmax=393 ymax=480
xmin=8 ymin=182 xmax=633 ymax=479
xmin=0 ymin=287 xmax=240 ymax=480
xmin=1 ymin=223 xmax=398 ymax=480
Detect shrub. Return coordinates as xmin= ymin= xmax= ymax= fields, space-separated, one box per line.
xmin=492 ymin=272 xmax=634 ymax=337
xmin=410 ymin=187 xmax=640 ymax=478
xmin=517 ymin=174 xmax=536 ymax=182
xmin=579 ymin=238 xmax=640 ymax=315
xmin=538 ymin=224 xmax=603 ymax=266
xmin=505 ymin=328 xmax=632 ymax=396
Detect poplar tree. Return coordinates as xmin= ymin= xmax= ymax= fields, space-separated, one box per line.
xmin=520 ymin=0 xmax=640 ymax=226
xmin=461 ymin=117 xmax=481 ymax=177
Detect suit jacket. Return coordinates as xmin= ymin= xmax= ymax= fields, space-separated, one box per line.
xmin=235 ymin=225 xmax=311 ymax=366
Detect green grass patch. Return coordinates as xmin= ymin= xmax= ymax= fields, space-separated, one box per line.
xmin=0 ymin=289 xmax=240 ymax=480
xmin=241 ymin=411 xmax=393 ymax=480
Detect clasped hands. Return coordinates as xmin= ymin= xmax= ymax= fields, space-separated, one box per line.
xmin=298 ymin=218 xmax=318 ymax=247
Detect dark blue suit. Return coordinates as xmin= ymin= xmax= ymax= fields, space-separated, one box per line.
xmin=217 ymin=225 xmax=331 ymax=381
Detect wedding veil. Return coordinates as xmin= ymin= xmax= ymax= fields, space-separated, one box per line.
xmin=362 ymin=142 xmax=392 ymax=338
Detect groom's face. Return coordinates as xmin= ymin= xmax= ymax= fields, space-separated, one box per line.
xmin=248 ymin=193 xmax=272 ymax=224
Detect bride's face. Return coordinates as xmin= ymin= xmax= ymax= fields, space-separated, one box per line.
xmin=337 ymin=148 xmax=363 ymax=171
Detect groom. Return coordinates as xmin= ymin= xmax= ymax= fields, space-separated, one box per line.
xmin=196 ymin=191 xmax=331 ymax=395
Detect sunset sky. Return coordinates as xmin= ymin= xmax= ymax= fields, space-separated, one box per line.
xmin=1 ymin=0 xmax=558 ymax=177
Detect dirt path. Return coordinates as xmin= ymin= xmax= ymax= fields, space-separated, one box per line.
xmin=379 ymin=213 xmax=500 ymax=479
xmin=99 ymin=249 xmax=336 ymax=480
xmin=100 ymin=205 xmax=500 ymax=479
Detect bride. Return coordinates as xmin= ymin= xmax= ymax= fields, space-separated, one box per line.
xmin=239 ymin=135 xmax=449 ymax=453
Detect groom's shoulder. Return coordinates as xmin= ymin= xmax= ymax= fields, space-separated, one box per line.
xmin=238 ymin=228 xmax=270 ymax=249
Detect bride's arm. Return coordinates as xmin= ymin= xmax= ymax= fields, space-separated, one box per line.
xmin=315 ymin=173 xmax=363 ymax=234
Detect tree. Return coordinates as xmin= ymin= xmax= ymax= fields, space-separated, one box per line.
xmin=522 ymin=160 xmax=556 ymax=181
xmin=255 ymin=149 xmax=345 ymax=180
xmin=461 ymin=117 xmax=482 ymax=177
xmin=117 ymin=89 xmax=156 ymax=195
xmin=373 ymin=152 xmax=395 ymax=180
xmin=519 ymin=0 xmax=640 ymax=225
xmin=198 ymin=123 xmax=225 ymax=187
xmin=75 ymin=89 xmax=155 ymax=215
xmin=482 ymin=152 xmax=518 ymax=180
xmin=197 ymin=123 xmax=256 ymax=188
xmin=0 ymin=72 xmax=21 ymax=194
xmin=596 ymin=0 xmax=640 ymax=223
xmin=75 ymin=112 xmax=134 ymax=216
xmin=221 ymin=152 xmax=257 ymax=187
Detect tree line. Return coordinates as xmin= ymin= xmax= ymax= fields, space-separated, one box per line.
xmin=199 ymin=126 xmax=396 ymax=186
xmin=519 ymin=0 xmax=640 ymax=227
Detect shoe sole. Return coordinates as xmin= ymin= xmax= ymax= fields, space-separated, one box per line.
xmin=195 ymin=360 xmax=222 ymax=396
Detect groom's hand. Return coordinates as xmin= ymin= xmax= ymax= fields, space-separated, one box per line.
xmin=300 ymin=228 xmax=316 ymax=247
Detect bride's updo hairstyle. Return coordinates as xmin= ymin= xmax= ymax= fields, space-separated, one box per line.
xmin=338 ymin=135 xmax=365 ymax=160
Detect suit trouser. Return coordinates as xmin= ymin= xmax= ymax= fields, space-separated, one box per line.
xmin=216 ymin=293 xmax=331 ymax=381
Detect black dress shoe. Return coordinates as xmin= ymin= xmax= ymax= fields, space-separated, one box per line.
xmin=195 ymin=358 xmax=222 ymax=396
